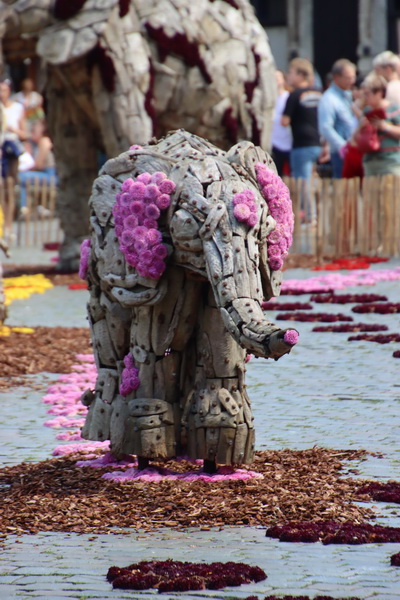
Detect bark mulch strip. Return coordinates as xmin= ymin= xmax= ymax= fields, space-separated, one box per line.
xmin=0 ymin=326 xmax=91 ymax=390
xmin=0 ymin=448 xmax=373 ymax=537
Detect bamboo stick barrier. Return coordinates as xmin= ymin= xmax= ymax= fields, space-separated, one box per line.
xmin=32 ymin=177 xmax=40 ymax=246
xmin=2 ymin=174 xmax=399 ymax=257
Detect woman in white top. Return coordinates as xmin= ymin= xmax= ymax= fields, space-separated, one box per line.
xmin=271 ymin=69 xmax=292 ymax=176
xmin=0 ymin=79 xmax=27 ymax=180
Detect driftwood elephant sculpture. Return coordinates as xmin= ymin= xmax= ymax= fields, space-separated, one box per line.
xmin=0 ymin=0 xmax=276 ymax=271
xmin=80 ymin=130 xmax=298 ymax=473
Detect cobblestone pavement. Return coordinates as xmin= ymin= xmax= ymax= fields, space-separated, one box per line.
xmin=1 ymin=252 xmax=400 ymax=599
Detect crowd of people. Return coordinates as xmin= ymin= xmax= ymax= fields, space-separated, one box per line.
xmin=0 ymin=77 xmax=57 ymax=217
xmin=271 ymin=50 xmax=400 ymax=181
xmin=1 ymin=53 xmax=400 ymax=219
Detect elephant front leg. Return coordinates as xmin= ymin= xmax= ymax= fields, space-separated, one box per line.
xmin=182 ymin=293 xmax=255 ymax=471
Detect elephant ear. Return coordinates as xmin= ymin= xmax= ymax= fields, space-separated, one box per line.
xmin=226 ymin=142 xmax=286 ymax=300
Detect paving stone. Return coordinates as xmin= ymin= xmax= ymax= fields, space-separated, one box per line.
xmin=1 ymin=258 xmax=400 ymax=598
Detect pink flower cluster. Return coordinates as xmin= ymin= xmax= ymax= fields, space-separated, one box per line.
xmin=232 ymin=189 xmax=258 ymax=227
xmin=112 ymin=171 xmax=176 ymax=280
xmin=79 ymin=239 xmax=91 ymax=280
xmin=282 ymin=267 xmax=400 ymax=293
xmin=255 ymin=162 xmax=294 ymax=271
xmin=119 ymin=353 xmax=140 ymax=397
xmin=102 ymin=466 xmax=262 ymax=483
xmin=283 ymin=329 xmax=299 ymax=345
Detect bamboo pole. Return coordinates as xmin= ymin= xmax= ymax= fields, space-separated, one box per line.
xmin=32 ymin=177 xmax=40 ymax=246
xmin=394 ymin=175 xmax=400 ymax=256
xmin=5 ymin=177 xmax=15 ymax=246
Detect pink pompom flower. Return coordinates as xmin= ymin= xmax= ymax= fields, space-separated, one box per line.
xmin=129 ymin=201 xmax=144 ymax=216
xmin=124 ymin=215 xmax=139 ymax=230
xmin=233 ymin=203 xmax=251 ymax=222
xmin=129 ymin=182 xmax=146 ymax=201
xmin=143 ymin=219 xmax=158 ymax=229
xmin=284 ymin=329 xmax=299 ymax=345
xmin=120 ymin=229 xmax=135 ymax=246
xmin=146 ymin=228 xmax=162 ymax=245
xmin=153 ymin=243 xmax=168 ymax=259
xmin=141 ymin=250 xmax=154 ymax=266
xmin=121 ymin=178 xmax=134 ymax=193
xmin=269 ymin=256 xmax=284 ymax=271
xmin=145 ymin=204 xmax=161 ymax=220
xmin=136 ymin=172 xmax=151 ymax=185
xmin=156 ymin=194 xmax=171 ymax=210
xmin=145 ymin=184 xmax=161 ymax=202
xmin=119 ymin=192 xmax=131 ymax=207
xmin=151 ymin=171 xmax=167 ymax=185
xmin=132 ymin=225 xmax=148 ymax=239
xmin=247 ymin=212 xmax=259 ymax=227
xmin=159 ymin=179 xmax=176 ymax=195
xmin=134 ymin=239 xmax=149 ymax=253
xmin=125 ymin=251 xmax=139 ymax=267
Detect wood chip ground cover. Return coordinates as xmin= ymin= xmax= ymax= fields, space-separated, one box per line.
xmin=0 ymin=448 xmax=373 ymax=537
xmin=0 ymin=327 xmax=91 ymax=389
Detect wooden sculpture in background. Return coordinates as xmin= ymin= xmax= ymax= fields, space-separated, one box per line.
xmin=80 ymin=130 xmax=298 ymax=473
xmin=0 ymin=0 xmax=276 ymax=271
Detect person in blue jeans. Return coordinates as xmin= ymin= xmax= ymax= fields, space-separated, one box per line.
xmin=318 ymin=58 xmax=357 ymax=178
xmin=281 ymin=57 xmax=322 ymax=221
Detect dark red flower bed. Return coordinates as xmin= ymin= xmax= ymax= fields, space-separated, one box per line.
xmin=266 ymin=521 xmax=400 ymax=544
xmin=312 ymin=323 xmax=388 ymax=333
xmin=310 ymin=293 xmax=388 ymax=304
xmin=352 ymin=302 xmax=400 ymax=314
xmin=348 ymin=333 xmax=400 ymax=344
xmin=261 ymin=302 xmax=313 ymax=311
xmin=281 ymin=288 xmax=334 ymax=296
xmin=107 ymin=560 xmax=267 ymax=592
xmin=276 ymin=312 xmax=353 ymax=323
xmin=394 ymin=350 xmax=400 ymax=358
xmin=391 ymin=552 xmax=400 ymax=566
xmin=357 ymin=481 xmax=400 ymax=504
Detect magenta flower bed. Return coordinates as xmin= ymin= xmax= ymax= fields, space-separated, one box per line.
xmin=266 ymin=521 xmax=400 ymax=544
xmin=107 ymin=560 xmax=267 ymax=592
xmin=312 ymin=323 xmax=388 ymax=333
xmin=310 ymin=293 xmax=388 ymax=304
xmin=352 ymin=302 xmax=400 ymax=314
xmin=276 ymin=312 xmax=353 ymax=323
